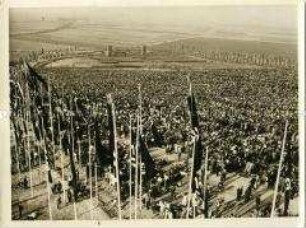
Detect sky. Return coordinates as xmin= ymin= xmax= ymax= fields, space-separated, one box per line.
xmin=9 ymin=0 xmax=298 ymax=8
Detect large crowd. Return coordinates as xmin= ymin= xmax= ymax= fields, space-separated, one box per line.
xmin=10 ymin=58 xmax=299 ymax=219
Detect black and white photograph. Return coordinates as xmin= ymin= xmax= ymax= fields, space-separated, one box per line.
xmin=1 ymin=0 xmax=305 ymax=226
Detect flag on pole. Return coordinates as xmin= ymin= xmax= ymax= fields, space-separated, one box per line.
xmin=23 ymin=61 xmax=48 ymax=91
xmin=138 ymin=134 xmax=157 ymax=182
xmin=186 ymin=76 xmax=203 ymax=192
xmin=271 ymin=120 xmax=289 ymax=217
xmin=69 ymin=99 xmax=79 ymax=202
xmin=107 ymin=93 xmax=122 ymax=220
xmin=107 ymin=94 xmax=115 ymax=155
xmin=94 ymin=113 xmax=113 ymax=168
xmin=10 ymin=80 xmax=24 ymax=113
xmin=187 ymin=76 xmax=199 ymax=129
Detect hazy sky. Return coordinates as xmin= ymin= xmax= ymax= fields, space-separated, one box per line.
xmin=10 ymin=0 xmax=297 ymax=8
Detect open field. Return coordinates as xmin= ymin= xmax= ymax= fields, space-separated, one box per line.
xmin=9 ymin=6 xmax=297 ymax=66
xmin=10 ymin=6 xmax=297 ymax=52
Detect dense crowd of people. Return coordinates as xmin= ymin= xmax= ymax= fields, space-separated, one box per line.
xmin=10 ymin=55 xmax=298 ymax=219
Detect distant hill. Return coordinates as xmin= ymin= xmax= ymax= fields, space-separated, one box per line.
xmin=9 ymin=6 xmax=297 ymax=53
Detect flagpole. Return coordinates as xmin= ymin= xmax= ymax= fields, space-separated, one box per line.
xmin=138 ymin=85 xmax=143 ymax=216
xmin=17 ymin=146 xmax=22 ymax=183
xmin=37 ymin=126 xmax=43 ymax=184
xmin=186 ymin=136 xmax=196 ymax=219
xmin=45 ymin=151 xmax=53 ymax=220
xmin=139 ymin=151 xmax=142 ymax=216
xmin=134 ymin=114 xmax=139 ymax=219
xmin=58 ymin=113 xmax=65 ymax=203
xmin=69 ymin=100 xmax=78 ymax=220
xmin=138 ymin=84 xmax=142 ymax=134
xmin=78 ymin=138 xmax=81 ymax=167
xmin=203 ymin=147 xmax=209 ymax=218
xmin=186 ymin=75 xmax=194 ymax=219
xmin=129 ymin=114 xmax=132 ymax=220
xmin=48 ymin=82 xmax=55 ymax=166
xmin=111 ymin=96 xmax=122 ymax=220
xmin=26 ymin=111 xmax=34 ymax=198
xmin=42 ymin=118 xmax=53 ymax=220
xmin=12 ymin=120 xmax=22 ymax=182
xmin=25 ymin=77 xmax=34 ymax=197
xmin=271 ymin=120 xmax=289 ymax=218
xmin=88 ymin=125 xmax=93 ymax=220
xmin=193 ymin=196 xmax=196 ymax=219
xmin=95 ymin=162 xmax=98 ymax=199
xmin=79 ymin=139 xmax=86 ymax=183
xmin=73 ymin=200 xmax=78 ymax=220
xmin=39 ymin=82 xmax=44 ymax=184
